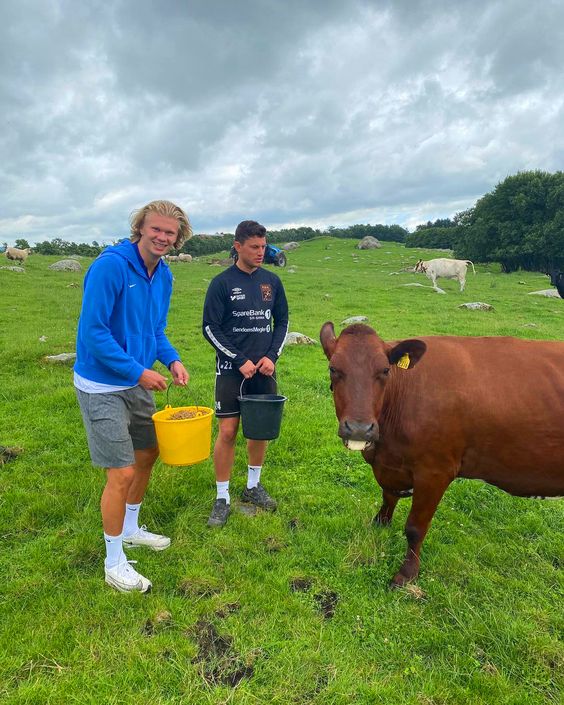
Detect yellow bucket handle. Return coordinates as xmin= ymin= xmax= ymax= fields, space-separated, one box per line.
xmin=165 ymin=381 xmax=201 ymax=413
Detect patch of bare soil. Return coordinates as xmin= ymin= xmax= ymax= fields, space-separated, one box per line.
xmin=0 ymin=446 xmax=23 ymax=465
xmin=263 ymin=536 xmax=285 ymax=553
xmin=141 ymin=610 xmax=173 ymax=636
xmin=290 ymin=577 xmax=313 ymax=593
xmin=314 ymin=590 xmax=339 ymax=619
xmin=191 ymin=620 xmax=254 ymax=687
xmin=214 ymin=602 xmax=241 ymax=619
xmin=176 ymin=577 xmax=223 ymax=598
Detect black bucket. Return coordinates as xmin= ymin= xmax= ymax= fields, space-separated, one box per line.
xmin=237 ymin=379 xmax=287 ymax=440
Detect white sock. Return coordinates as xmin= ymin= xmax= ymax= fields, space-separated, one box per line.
xmin=216 ymin=481 xmax=230 ymax=504
xmin=123 ymin=503 xmax=141 ymax=537
xmin=104 ymin=532 xmax=126 ymax=569
xmin=247 ymin=465 xmax=262 ymax=489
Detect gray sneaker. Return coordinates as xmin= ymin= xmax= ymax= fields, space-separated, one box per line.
xmin=207 ymin=498 xmax=231 ymax=527
xmin=241 ymin=483 xmax=277 ymax=511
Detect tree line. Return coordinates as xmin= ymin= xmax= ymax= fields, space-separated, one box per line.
xmin=6 ymin=170 xmax=563 ymax=273
xmin=4 ymin=224 xmax=408 ymax=259
xmin=405 ymin=171 xmax=564 ymax=273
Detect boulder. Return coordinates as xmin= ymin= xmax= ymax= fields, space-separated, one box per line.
xmin=527 ymin=289 xmax=561 ymax=298
xmin=357 ymin=236 xmax=381 ymax=250
xmin=285 ymin=332 xmax=317 ymax=345
xmin=0 ymin=266 xmax=25 ymax=273
xmin=44 ymin=352 xmax=77 ymax=363
xmin=49 ymin=260 xmax=82 ymax=272
xmin=283 ymin=242 xmax=299 ymax=251
xmin=340 ymin=316 xmax=369 ymax=325
xmin=458 ymin=302 xmax=494 ymax=311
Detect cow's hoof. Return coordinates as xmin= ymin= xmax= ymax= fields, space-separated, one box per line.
xmin=389 ymin=572 xmax=415 ymax=589
xmin=372 ymin=513 xmax=391 ymax=526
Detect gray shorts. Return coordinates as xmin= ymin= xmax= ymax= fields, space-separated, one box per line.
xmin=76 ymin=387 xmax=157 ymax=468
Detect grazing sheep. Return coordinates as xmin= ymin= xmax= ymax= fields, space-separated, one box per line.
xmin=5 ymin=247 xmax=32 ymax=263
xmin=178 ymin=253 xmax=192 ymax=262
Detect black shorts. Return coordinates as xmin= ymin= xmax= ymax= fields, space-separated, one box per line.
xmin=214 ymin=372 xmax=277 ymax=417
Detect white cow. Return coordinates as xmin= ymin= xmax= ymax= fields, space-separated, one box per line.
xmin=5 ymin=247 xmax=32 ymax=263
xmin=178 ymin=253 xmax=192 ymax=262
xmin=415 ymin=258 xmax=476 ymax=292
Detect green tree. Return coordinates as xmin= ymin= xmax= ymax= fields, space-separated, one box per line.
xmin=15 ymin=238 xmax=31 ymax=249
xmin=454 ymin=171 xmax=564 ymax=272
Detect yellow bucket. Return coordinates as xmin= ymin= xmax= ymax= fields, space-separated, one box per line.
xmin=152 ymin=404 xmax=214 ymax=466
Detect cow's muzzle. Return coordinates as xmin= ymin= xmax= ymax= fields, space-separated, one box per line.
xmin=338 ymin=419 xmax=379 ymax=451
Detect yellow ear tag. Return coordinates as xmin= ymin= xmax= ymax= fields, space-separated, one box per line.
xmin=397 ymin=353 xmax=410 ymax=369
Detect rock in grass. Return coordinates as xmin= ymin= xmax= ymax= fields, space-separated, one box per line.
xmin=528 ymin=289 xmax=561 ymax=298
xmin=357 ymin=236 xmax=381 ymax=249
xmin=45 ymin=352 xmax=76 ymax=363
xmin=285 ymin=331 xmax=317 ymax=345
xmin=0 ymin=266 xmax=25 ymax=272
xmin=49 ymin=259 xmax=82 ymax=272
xmin=458 ymin=302 xmax=494 ymax=311
xmin=341 ymin=316 xmax=368 ymax=325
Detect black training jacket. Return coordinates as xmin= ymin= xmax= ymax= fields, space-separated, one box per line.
xmin=202 ymin=265 xmax=289 ymax=374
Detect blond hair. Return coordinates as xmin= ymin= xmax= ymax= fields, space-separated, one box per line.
xmin=129 ymin=200 xmax=193 ymax=249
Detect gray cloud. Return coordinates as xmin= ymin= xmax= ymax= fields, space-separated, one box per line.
xmin=1 ymin=0 xmax=564 ymax=243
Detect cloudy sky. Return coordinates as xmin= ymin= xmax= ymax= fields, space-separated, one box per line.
xmin=2 ymin=0 xmax=564 ymax=244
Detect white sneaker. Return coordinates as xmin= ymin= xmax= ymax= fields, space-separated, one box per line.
xmin=122 ymin=525 xmax=171 ymax=551
xmin=104 ymin=560 xmax=152 ymax=593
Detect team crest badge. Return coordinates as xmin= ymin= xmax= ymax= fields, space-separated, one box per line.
xmin=260 ymin=284 xmax=273 ymax=302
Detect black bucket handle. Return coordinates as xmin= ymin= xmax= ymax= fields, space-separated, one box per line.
xmin=239 ymin=373 xmax=278 ymax=399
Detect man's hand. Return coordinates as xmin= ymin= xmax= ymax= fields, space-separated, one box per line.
xmin=138 ymin=368 xmax=168 ymax=391
xmin=256 ymin=357 xmax=275 ymax=376
xmin=239 ymin=360 xmax=256 ymax=379
xmin=170 ymin=360 xmax=189 ymax=386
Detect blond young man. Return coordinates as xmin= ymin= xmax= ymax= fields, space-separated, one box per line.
xmin=75 ymin=200 xmax=191 ymax=592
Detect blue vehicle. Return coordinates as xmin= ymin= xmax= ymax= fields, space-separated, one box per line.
xmin=230 ymin=243 xmax=287 ymax=267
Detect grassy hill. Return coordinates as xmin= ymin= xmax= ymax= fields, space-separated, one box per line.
xmin=0 ymin=239 xmax=562 ymax=704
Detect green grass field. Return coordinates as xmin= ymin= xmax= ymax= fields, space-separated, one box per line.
xmin=0 ymin=239 xmax=562 ymax=704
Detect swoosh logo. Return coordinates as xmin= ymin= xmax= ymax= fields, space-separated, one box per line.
xmin=129 ymin=284 xmax=136 ymax=288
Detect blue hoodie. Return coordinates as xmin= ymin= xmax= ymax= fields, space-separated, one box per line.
xmin=74 ymin=239 xmax=180 ymax=386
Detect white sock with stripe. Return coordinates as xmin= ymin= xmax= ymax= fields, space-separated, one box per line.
xmin=216 ymin=481 xmax=230 ymax=504
xmin=104 ymin=532 xmax=126 ymax=569
xmin=247 ymin=465 xmax=262 ymax=489
xmin=123 ymin=503 xmax=141 ymax=537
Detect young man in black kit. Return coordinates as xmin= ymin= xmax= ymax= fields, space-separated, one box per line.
xmin=202 ymin=220 xmax=289 ymax=527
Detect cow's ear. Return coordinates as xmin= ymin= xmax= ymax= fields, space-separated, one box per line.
xmin=320 ymin=322 xmax=337 ymax=360
xmin=388 ymin=339 xmax=427 ymax=369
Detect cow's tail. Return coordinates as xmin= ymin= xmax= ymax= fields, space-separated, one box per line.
xmin=466 ymin=260 xmax=476 ymax=275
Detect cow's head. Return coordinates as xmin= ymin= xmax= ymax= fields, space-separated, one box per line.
xmin=414 ymin=259 xmax=426 ymax=273
xmin=320 ymin=322 xmax=426 ymax=450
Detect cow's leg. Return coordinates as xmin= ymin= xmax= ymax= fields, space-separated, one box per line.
xmin=391 ymin=475 xmax=451 ymax=588
xmin=373 ymin=489 xmax=400 ymax=526
xmin=459 ymin=277 xmax=465 ymax=292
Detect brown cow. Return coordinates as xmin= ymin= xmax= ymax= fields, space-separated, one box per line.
xmin=320 ymin=322 xmax=564 ymax=587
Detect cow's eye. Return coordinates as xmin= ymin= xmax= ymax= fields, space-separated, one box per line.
xmin=377 ymin=367 xmax=390 ymax=379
